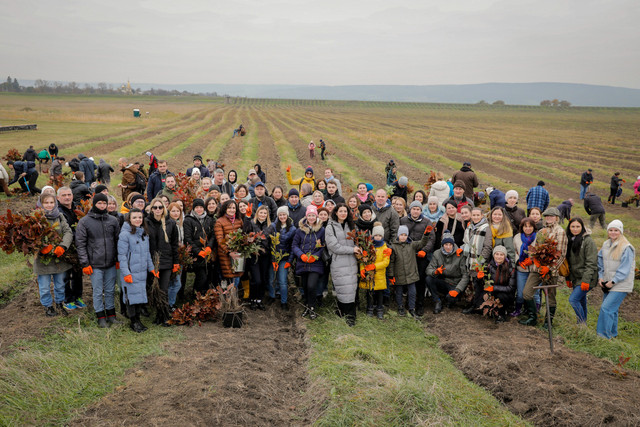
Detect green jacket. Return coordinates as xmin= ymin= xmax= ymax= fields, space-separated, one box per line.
xmin=567 ymin=233 xmax=598 ymax=289
xmin=427 ymin=244 xmax=470 ymax=292
xmin=387 ymin=234 xmax=430 ymax=286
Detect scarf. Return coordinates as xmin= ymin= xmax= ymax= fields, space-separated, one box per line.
xmin=373 ymin=239 xmax=385 ymax=248
xmin=226 ymin=213 xmax=236 ymax=224
xmin=37 ymin=199 xmax=61 ymax=220
xmin=519 ymin=232 xmax=536 ymax=259
xmin=568 ymin=233 xmax=585 ymax=255
xmin=491 ymin=225 xmax=513 ymax=246
xmin=357 ymin=193 xmax=368 ymax=203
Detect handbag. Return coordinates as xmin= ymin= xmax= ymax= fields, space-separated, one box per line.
xmin=558 ymin=258 xmax=570 ymax=277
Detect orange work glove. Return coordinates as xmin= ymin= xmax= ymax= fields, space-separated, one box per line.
xmin=307 ymin=255 xmax=317 ymax=263
xmin=448 ymin=290 xmax=459 ymax=298
xmin=124 ymin=275 xmax=133 ymax=283
xmin=83 ymin=266 xmax=93 ymax=275
xmin=116 ymin=262 xmax=120 ymax=269
xmin=40 ymin=244 xmax=53 ymax=255
xmin=360 ymin=269 xmax=366 ymax=279
xmin=53 ymin=246 xmax=65 ymax=257
xmin=424 ymin=225 xmax=433 ymax=234
xmin=284 ymin=262 xmax=291 ymax=269
xmin=477 ymin=271 xmax=485 ymax=279
xmin=272 ymin=262 xmax=279 ymax=272
xmin=300 ymin=254 xmax=309 ymax=263
xmin=286 ymin=166 xmax=291 ymax=172
xmin=566 ymin=280 xmax=573 ymax=288
xmin=198 ymin=247 xmax=212 ymax=258
xmin=417 ymin=251 xmax=426 ymax=258
xmin=539 ymin=266 xmax=550 ymax=277
xmin=245 ymin=203 xmax=253 ymax=218
xmin=365 ymin=264 xmax=376 ymax=271
xmin=580 ymin=282 xmax=590 ymax=291
xmin=434 ymin=265 xmax=445 ymax=275
xmin=533 ymin=259 xmax=541 ymax=268
xmin=151 ymin=270 xmax=160 ymax=278
xmin=389 ymin=277 xmax=396 ymax=285
xmin=456 ymin=248 xmax=463 ymax=256
xmin=519 ymin=258 xmax=532 ymax=268
xmin=485 ymin=286 xmax=494 ymax=292
xmin=383 ymin=248 xmax=392 ymax=257
xmin=172 ymin=264 xmax=180 ymax=273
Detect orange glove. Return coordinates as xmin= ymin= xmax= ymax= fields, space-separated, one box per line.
xmin=284 ymin=262 xmax=291 ymax=269
xmin=124 ymin=275 xmax=133 ymax=283
xmin=198 ymin=247 xmax=212 ymax=258
xmin=485 ymin=286 xmax=494 ymax=292
xmin=116 ymin=262 xmax=120 ymax=269
xmin=245 ymin=203 xmax=253 ymax=218
xmin=151 ymin=270 xmax=160 ymax=278
xmin=365 ymin=264 xmax=376 ymax=271
xmin=533 ymin=259 xmax=541 ymax=268
xmin=308 ymin=255 xmax=317 ymax=263
xmin=286 ymin=166 xmax=291 ymax=172
xmin=383 ymin=248 xmax=392 ymax=257
xmin=566 ymin=280 xmax=573 ymax=288
xmin=456 ymin=248 xmax=463 ymax=256
xmin=448 ymin=290 xmax=458 ymax=298
xmin=389 ymin=277 xmax=396 ymax=285
xmin=580 ymin=282 xmax=590 ymax=291
xmin=424 ymin=225 xmax=433 ymax=234
xmin=83 ymin=266 xmax=93 ymax=275
xmin=417 ymin=251 xmax=426 ymax=258
xmin=40 ymin=244 xmax=53 ymax=255
xmin=172 ymin=264 xmax=180 ymax=273
xmin=360 ymin=269 xmax=366 ymax=279
xmin=53 ymin=246 xmax=65 ymax=257
xmin=477 ymin=271 xmax=485 ymax=279
xmin=434 ymin=266 xmax=445 ymax=275
xmin=300 ymin=254 xmax=309 ymax=263
xmin=272 ymin=262 xmax=279 ymax=272
xmin=539 ymin=266 xmax=550 ymax=277
xmin=519 ymin=258 xmax=532 ymax=268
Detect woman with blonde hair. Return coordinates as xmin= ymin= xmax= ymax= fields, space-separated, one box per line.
xmin=481 ymin=206 xmax=516 ymax=267
xmin=167 ymin=202 xmax=186 ymax=309
xmin=392 ymin=196 xmax=407 ymax=219
xmin=243 ymin=205 xmax=271 ymax=310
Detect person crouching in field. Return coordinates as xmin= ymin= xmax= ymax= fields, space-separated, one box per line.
xmin=118 ymin=208 xmax=155 ymax=333
xmin=426 ymin=233 xmax=469 ymax=314
xmin=387 ymin=224 xmax=433 ymax=317
xmin=359 ymin=222 xmax=390 ymax=320
xmin=482 ymin=245 xmax=517 ymax=323
xmin=34 ymin=193 xmax=73 ymax=317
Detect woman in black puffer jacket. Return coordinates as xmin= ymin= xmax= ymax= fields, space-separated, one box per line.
xmin=145 ymin=197 xmax=179 ymax=325
xmin=243 ymin=205 xmax=271 ymax=310
xmin=184 ymin=198 xmax=216 ymax=298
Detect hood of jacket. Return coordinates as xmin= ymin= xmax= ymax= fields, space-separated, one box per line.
xmin=431 ymin=180 xmax=449 ymax=191
xmin=298 ymin=218 xmax=323 ymax=234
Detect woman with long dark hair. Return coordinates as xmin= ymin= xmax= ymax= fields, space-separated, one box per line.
xmin=565 ymin=218 xmax=598 ymax=324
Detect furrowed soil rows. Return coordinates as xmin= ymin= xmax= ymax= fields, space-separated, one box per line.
xmin=71 ymin=309 xmax=322 ymax=426
xmin=250 ymin=108 xmax=285 ymax=187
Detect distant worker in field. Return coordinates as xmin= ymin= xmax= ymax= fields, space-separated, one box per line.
xmin=78 ymin=154 xmax=97 ymax=185
xmin=7 ymin=159 xmax=40 ymax=195
xmin=584 ymin=191 xmax=606 ymax=229
xmin=232 ymin=124 xmax=245 ymax=138
xmin=487 ymin=186 xmax=505 ymax=209
xmin=48 ymin=143 xmax=59 ymax=159
xmin=556 ymin=198 xmax=574 ymax=224
xmin=37 ymin=148 xmax=51 ymax=165
xmin=451 ymin=162 xmax=479 ymax=200
xmin=0 ymin=161 xmax=12 ymax=197
xmin=118 ymin=157 xmax=141 ymax=202
xmin=387 ymin=166 xmax=397 ymax=186
xmin=308 ymin=141 xmax=316 ymax=159
xmin=50 ymin=156 xmax=65 ymax=179
xmin=146 ymin=151 xmax=158 ymax=176
xmin=22 ymin=145 xmax=37 ymax=162
xmin=525 ymin=180 xmax=550 ymax=216
xmin=385 ymin=159 xmax=396 ymax=175
xmin=287 ymin=165 xmax=316 ymax=191
xmin=633 ymin=176 xmax=640 ymax=208
xmin=96 ymin=159 xmax=114 ymax=185
xmin=579 ymin=168 xmax=593 ymax=200
xmin=187 ymin=155 xmax=210 ymax=178
xmin=319 ymin=139 xmax=326 ymax=160
xmin=608 ymin=172 xmax=624 ymax=205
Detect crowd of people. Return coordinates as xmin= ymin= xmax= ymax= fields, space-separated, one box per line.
xmin=0 ymin=145 xmax=636 ymax=340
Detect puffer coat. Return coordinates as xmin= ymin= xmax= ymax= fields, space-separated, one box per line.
xmin=118 ymin=222 xmax=154 ymax=305
xmin=33 ymin=214 xmax=73 ymax=275
xmin=292 ymin=218 xmax=325 ymax=275
xmin=76 ymin=209 xmax=120 ymax=269
xmin=325 ymin=220 xmax=359 ymax=302
xmin=566 ymin=232 xmax=598 ymax=289
xmin=183 ymin=212 xmax=215 ymax=267
xmin=427 ymin=244 xmax=470 ymax=293
xmin=359 ymin=243 xmax=390 ymax=291
xmin=214 ymin=214 xmax=243 ymax=278
xmin=387 ymin=233 xmax=430 ymax=286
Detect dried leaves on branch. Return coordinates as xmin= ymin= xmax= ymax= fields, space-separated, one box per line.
xmin=173 ymin=172 xmax=199 ymax=212
xmin=168 ymin=289 xmax=221 ymax=326
xmin=269 ymin=233 xmax=289 ymax=272
xmin=226 ymin=229 xmax=265 ymax=258
xmin=347 ymin=229 xmax=377 ymax=289
xmin=3 ymin=149 xmax=21 ymax=163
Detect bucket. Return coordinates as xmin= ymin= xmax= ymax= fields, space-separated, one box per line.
xmin=232 ymin=256 xmax=245 ymax=273
xmin=222 ymin=311 xmax=244 ymax=328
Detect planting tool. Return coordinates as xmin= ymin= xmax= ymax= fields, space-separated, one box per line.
xmin=533 ymin=282 xmax=561 ymax=353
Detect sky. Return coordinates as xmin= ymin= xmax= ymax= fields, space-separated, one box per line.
xmin=2 ymin=0 xmax=639 ymax=88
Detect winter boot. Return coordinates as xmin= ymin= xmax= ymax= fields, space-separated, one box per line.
xmin=376 ymin=307 xmax=384 ymax=320
xmin=130 ymin=315 xmax=144 ymax=333
xmin=509 ymin=302 xmax=523 ymax=317
xmin=366 ymin=306 xmax=374 ymax=317
xmin=96 ymin=311 xmax=108 ymax=328
xmin=519 ymin=300 xmax=537 ymax=326
xmin=106 ymin=308 xmax=121 ymax=325
xmin=56 ymin=302 xmax=69 ymax=317
xmin=542 ymin=306 xmax=557 ymax=330
xmin=45 ymin=306 xmax=57 ymax=317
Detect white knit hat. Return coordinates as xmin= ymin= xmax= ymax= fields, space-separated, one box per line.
xmin=505 ymin=190 xmax=518 ymax=200
xmin=607 ymin=219 xmax=624 ymax=234
xmin=372 ymin=222 xmax=385 ymax=238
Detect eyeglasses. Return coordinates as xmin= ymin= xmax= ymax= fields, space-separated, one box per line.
xmin=152 ymin=206 xmax=164 ymax=210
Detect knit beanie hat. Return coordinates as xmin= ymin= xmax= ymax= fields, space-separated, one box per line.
xmin=305 ymin=166 xmax=313 ymax=175
xmin=493 ymin=245 xmax=508 ymax=256
xmin=92 ymin=193 xmax=108 ymax=207
xmin=41 ymin=185 xmax=55 ymax=195
xmin=288 ymin=188 xmax=299 ymax=197
xmin=277 ymin=206 xmax=289 ymax=217
xmin=365 ymin=183 xmax=374 ymax=192
xmin=209 ymin=184 xmax=221 ymax=192
xmin=193 ymin=154 xmax=203 ymax=162
xmin=306 ymin=205 xmax=318 ymax=216
xmin=146 ymin=152 xmax=152 ymax=157
xmin=130 ymin=194 xmax=146 ymax=206
xmin=453 ymin=180 xmax=465 ymax=189
xmin=441 ymin=233 xmax=455 ymax=246
xmin=192 ymin=198 xmax=205 ymax=209
xmin=505 ymin=190 xmax=519 ymax=200
xmin=358 ymin=204 xmax=372 ymax=216
xmin=409 ymin=200 xmax=423 ymax=210
xmin=399 ymin=176 xmax=408 ymax=186
xmin=372 ymin=222 xmax=385 ymax=238
xmin=397 ymin=225 xmax=409 ymax=237
xmin=607 ymin=219 xmax=624 ymax=234
xmin=427 ymin=196 xmax=439 ymax=205
xmin=486 ymin=186 xmax=495 ymax=194
xmin=94 ymin=184 xmax=108 ymax=194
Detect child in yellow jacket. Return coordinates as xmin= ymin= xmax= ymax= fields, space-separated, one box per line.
xmin=359 ymin=222 xmax=390 ymax=320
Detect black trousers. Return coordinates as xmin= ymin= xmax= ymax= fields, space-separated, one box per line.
xmin=426 ymin=276 xmax=455 ymax=302
xmin=301 ymin=272 xmax=321 ymax=309
xmin=248 ymin=254 xmax=270 ymax=301
xmin=18 ymin=172 xmax=40 ymax=194
xmin=337 ymin=300 xmax=357 ymax=319
xmin=64 ymin=265 xmax=83 ymax=303
xmin=415 ymin=257 xmax=429 ymax=310
xmin=608 ymin=188 xmax=618 ymax=204
xmin=366 ymin=290 xmax=384 ymax=310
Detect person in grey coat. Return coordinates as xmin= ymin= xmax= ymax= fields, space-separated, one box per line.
xmin=325 ymin=204 xmax=362 ymax=326
xmin=97 ymin=158 xmax=114 ymax=185
xmin=118 ymin=210 xmax=155 ymax=333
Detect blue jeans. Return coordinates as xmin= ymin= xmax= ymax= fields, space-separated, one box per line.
xmin=168 ymin=275 xmax=181 ymax=307
xmin=91 ymin=266 xmax=116 ymax=313
xmin=268 ymin=260 xmax=289 ymax=303
xmin=516 ymin=270 xmax=529 ymax=304
xmin=568 ymin=286 xmax=589 ymax=323
xmin=597 ymin=291 xmax=627 ymax=339
xmin=580 ymin=185 xmax=589 ymax=200
xmin=37 ymin=272 xmax=67 ymax=307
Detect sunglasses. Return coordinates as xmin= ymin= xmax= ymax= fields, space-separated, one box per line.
xmin=152 ymin=206 xmax=164 ymax=210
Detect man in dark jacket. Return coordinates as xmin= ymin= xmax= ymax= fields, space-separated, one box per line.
xmin=608 ymin=172 xmax=623 ymax=204
xmin=325 ymin=180 xmax=345 ymax=204
xmin=487 ymin=186 xmax=506 ymax=209
xmin=248 ymin=182 xmax=278 ymax=222
xmin=146 ymin=159 xmax=171 ymax=200
xmin=287 ymin=189 xmax=306 ymax=226
xmin=212 ymin=168 xmax=234 ymax=196
xmin=373 ymin=189 xmax=400 ymax=243
xmin=22 ymin=145 xmax=37 ymax=162
xmin=70 ymin=171 xmax=92 ymax=204
xmin=78 ymin=154 xmax=97 ymax=185
xmin=580 ymin=168 xmax=593 ymax=200
xmin=75 ymin=193 xmax=120 ymax=327
xmin=584 ymin=191 xmax=606 ymax=229
xmin=443 ymin=181 xmax=474 ymax=211
xmin=426 ymin=234 xmax=469 ymax=314
xmin=451 ymin=162 xmax=479 ymax=199
xmin=48 ymin=143 xmax=59 ymax=159
xmin=7 ymin=160 xmax=40 ymax=195
xmin=96 ymin=159 xmax=114 ymax=185
xmin=57 ymin=186 xmax=85 ymax=309
xmin=556 ymin=199 xmax=574 ymax=224
xmin=186 ymin=155 xmax=210 ymax=178
xmin=391 ymin=176 xmax=409 ymax=201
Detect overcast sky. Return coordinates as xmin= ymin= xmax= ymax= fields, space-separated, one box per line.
xmin=2 ymin=0 xmax=639 ymax=88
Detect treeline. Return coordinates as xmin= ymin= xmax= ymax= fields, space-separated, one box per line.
xmin=0 ymin=76 xmax=220 ymax=97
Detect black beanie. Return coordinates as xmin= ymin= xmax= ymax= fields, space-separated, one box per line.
xmin=94 ymin=184 xmax=108 ymax=194
xmin=358 ymin=204 xmax=372 ymax=215
xmin=192 ymin=198 xmax=205 ymax=209
xmin=130 ymin=194 xmax=146 ymax=205
xmin=445 ymin=199 xmax=458 ymax=209
xmin=93 ymin=193 xmax=108 ymax=206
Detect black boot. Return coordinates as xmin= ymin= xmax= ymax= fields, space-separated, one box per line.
xmin=376 ymin=307 xmax=384 ymax=320
xmin=56 ymin=302 xmax=69 ymax=317
xmin=542 ymin=306 xmax=556 ymax=330
xmin=96 ymin=311 xmax=108 ymax=328
xmin=130 ymin=315 xmax=144 ymax=333
xmin=45 ymin=306 xmax=57 ymax=317
xmin=106 ymin=308 xmax=121 ymax=326
xmin=519 ymin=300 xmax=537 ymax=326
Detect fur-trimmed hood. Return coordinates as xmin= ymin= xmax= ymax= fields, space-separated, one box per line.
xmin=297 ymin=218 xmax=323 ymax=234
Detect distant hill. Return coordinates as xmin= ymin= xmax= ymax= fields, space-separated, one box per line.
xmin=18 ymin=80 xmax=640 ymax=107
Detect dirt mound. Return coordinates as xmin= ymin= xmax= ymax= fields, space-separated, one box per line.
xmin=425 ymin=309 xmax=640 ymax=426
xmin=71 ymin=306 xmax=324 ymax=426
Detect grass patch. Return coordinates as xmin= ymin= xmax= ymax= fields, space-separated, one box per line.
xmin=0 ymin=252 xmax=32 ymax=307
xmin=307 ymin=301 xmax=527 ymax=426
xmin=0 ymin=316 xmax=182 ymax=425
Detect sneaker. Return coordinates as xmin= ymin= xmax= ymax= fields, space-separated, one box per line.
xmin=45 ymin=306 xmax=57 ymax=317
xmin=408 ymin=309 xmax=416 ymax=317
xmin=309 ymin=308 xmax=318 ymax=320
xmin=74 ymin=298 xmax=86 ymax=308
xmin=398 ymin=308 xmax=407 ymax=317
xmin=302 ymin=308 xmax=310 ymax=318
xmin=366 ymin=308 xmax=374 ymax=317
xmin=64 ymin=302 xmax=77 ymax=310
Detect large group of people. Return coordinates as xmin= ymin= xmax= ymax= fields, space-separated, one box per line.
xmin=1 ymin=144 xmax=636 ymax=340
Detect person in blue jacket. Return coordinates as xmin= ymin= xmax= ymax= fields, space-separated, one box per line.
xmin=7 ymin=160 xmax=40 ymax=195
xmin=267 ymin=206 xmax=296 ymax=310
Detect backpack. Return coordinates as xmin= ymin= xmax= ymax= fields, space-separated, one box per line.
xmin=134 ymin=170 xmax=147 ymax=194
